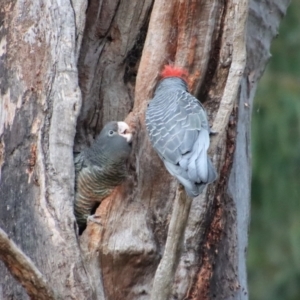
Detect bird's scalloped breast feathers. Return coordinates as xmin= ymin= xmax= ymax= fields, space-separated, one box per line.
xmin=161 ymin=65 xmax=188 ymax=82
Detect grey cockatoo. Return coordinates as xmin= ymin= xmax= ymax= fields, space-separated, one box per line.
xmin=74 ymin=121 xmax=132 ymax=234
xmin=146 ymin=65 xmax=217 ymax=197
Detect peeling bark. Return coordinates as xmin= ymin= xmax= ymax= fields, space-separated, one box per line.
xmin=0 ymin=0 xmax=290 ymax=299
xmin=0 ymin=228 xmax=57 ymax=300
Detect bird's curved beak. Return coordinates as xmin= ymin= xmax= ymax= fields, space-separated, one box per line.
xmin=117 ymin=122 xmax=132 ymax=143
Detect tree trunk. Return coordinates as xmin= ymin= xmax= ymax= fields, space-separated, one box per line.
xmin=0 ymin=0 xmax=290 ymax=300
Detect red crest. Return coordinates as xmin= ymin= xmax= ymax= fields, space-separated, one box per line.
xmin=160 ymin=65 xmax=188 ymax=82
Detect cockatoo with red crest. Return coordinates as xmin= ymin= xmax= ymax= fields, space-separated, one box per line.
xmin=145 ymin=65 xmax=217 ymax=197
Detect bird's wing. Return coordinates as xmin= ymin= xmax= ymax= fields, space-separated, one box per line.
xmin=74 ymin=152 xmax=84 ymax=176
xmin=146 ymin=89 xmax=215 ymax=184
xmin=74 ymin=151 xmax=93 ymax=185
xmin=147 ymin=90 xmax=208 ymax=157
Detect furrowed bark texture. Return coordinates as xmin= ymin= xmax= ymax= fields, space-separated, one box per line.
xmin=0 ymin=0 xmax=290 ymax=300
xmin=0 ymin=228 xmax=56 ymax=300
xmin=0 ymin=0 xmax=92 ymax=299
xmin=75 ymin=0 xmax=154 ymax=149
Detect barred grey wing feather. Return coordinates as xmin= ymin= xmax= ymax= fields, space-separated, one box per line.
xmin=147 ymin=90 xmax=208 ymax=165
xmin=180 ymin=129 xmax=197 ymax=154
xmin=74 ymin=152 xmax=85 ymax=180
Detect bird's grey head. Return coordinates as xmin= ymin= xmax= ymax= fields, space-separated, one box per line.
xmin=88 ymin=121 xmax=132 ymax=162
xmin=99 ymin=121 xmax=132 ymax=143
xmin=155 ymin=77 xmax=188 ymax=95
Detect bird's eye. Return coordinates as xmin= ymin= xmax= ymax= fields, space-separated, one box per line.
xmin=108 ymin=130 xmax=114 ymax=136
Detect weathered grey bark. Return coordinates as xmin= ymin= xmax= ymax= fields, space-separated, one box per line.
xmin=0 ymin=0 xmax=290 ymax=300
xmin=0 ymin=0 xmax=92 ymax=299
xmin=0 ymin=228 xmax=56 ymax=300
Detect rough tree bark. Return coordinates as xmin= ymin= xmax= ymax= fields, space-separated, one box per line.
xmin=0 ymin=0 xmax=290 ymax=300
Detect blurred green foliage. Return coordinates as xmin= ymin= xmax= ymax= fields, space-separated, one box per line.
xmin=248 ymin=1 xmax=300 ymax=300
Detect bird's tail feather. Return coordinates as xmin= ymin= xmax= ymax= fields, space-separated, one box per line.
xmin=188 ymin=130 xmax=209 ymax=182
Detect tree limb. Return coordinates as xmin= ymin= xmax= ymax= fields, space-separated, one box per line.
xmin=210 ymin=0 xmax=248 ymax=152
xmin=0 ymin=227 xmax=58 ymax=300
xmin=150 ymin=186 xmax=193 ymax=300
